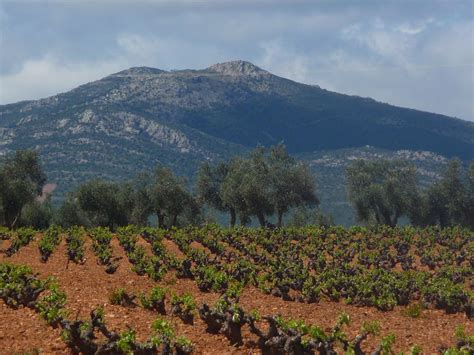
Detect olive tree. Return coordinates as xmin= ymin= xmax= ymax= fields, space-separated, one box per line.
xmin=148 ymin=165 xmax=198 ymax=228
xmin=346 ymin=159 xmax=418 ymax=227
xmin=238 ymin=147 xmax=274 ymax=227
xmin=462 ymin=163 xmax=474 ymax=228
xmin=219 ymin=158 xmax=251 ymax=227
xmin=413 ymin=159 xmax=474 ymax=228
xmin=75 ymin=179 xmax=132 ymax=229
xmin=267 ymin=144 xmax=319 ymax=227
xmin=199 ymin=144 xmax=319 ymax=227
xmin=55 ymin=193 xmax=91 ymax=228
xmin=196 ymin=161 xmax=238 ymax=226
xmin=0 ymin=150 xmax=47 ymax=228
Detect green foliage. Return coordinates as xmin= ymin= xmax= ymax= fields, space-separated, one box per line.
xmin=116 ymin=329 xmax=137 ymax=354
xmin=451 ymin=325 xmax=474 ymax=354
xmin=0 ymin=226 xmax=11 ymax=239
xmin=35 ymin=280 xmax=68 ymax=326
xmin=171 ymin=293 xmax=196 ymax=315
xmin=402 ymin=302 xmax=424 ymax=318
xmin=195 ymin=264 xmax=229 ymax=292
xmin=140 ymin=286 xmax=167 ymax=313
xmin=267 ymin=144 xmax=319 ymax=227
xmin=150 ymin=165 xmax=199 ymax=228
xmin=196 ymin=161 xmax=230 ymax=216
xmin=379 ymin=333 xmax=396 ymax=355
xmin=0 ymin=263 xmax=68 ymax=326
xmin=151 ymin=318 xmax=195 ymax=354
xmin=90 ymin=227 xmax=113 ymax=265
xmin=19 ymin=199 xmax=53 ymax=229
xmin=174 ymin=336 xmax=194 ymax=353
xmin=55 ymin=194 xmax=90 ymax=228
xmin=0 ymin=150 xmax=47 ymax=228
xmin=164 ymin=225 xmax=473 ymax=317
xmin=346 ymin=159 xmax=418 ymax=226
xmin=413 ymin=160 xmax=474 ymax=228
xmin=250 ymin=309 xmax=260 ymax=321
xmin=410 ymin=344 xmax=423 ymax=355
xmin=206 ymin=144 xmax=319 ymax=227
xmin=65 ymin=226 xmax=86 ymax=263
xmin=116 ymin=225 xmax=139 ymax=251
xmin=423 ymin=274 xmax=472 ymax=314
xmin=6 ymin=227 xmax=36 ymax=256
xmin=362 ymin=320 xmax=381 ymax=335
xmin=75 ymin=179 xmax=133 ymax=229
xmin=290 ymin=206 xmax=334 ymax=227
xmin=275 ymin=315 xmax=310 ymax=335
xmin=38 ymin=225 xmax=61 ymax=262
xmin=0 ymin=263 xmax=47 ymax=308
xmin=225 ymin=281 xmax=244 ymax=299
xmin=109 ymin=288 xmax=135 ymax=307
xmin=151 ymin=317 xmax=175 ymax=345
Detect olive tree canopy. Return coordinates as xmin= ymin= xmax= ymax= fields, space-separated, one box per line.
xmin=0 ymin=150 xmax=46 ymax=228
xmin=346 ymin=159 xmax=418 ymax=227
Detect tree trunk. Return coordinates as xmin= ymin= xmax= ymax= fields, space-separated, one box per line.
xmin=256 ymin=212 xmax=266 ymax=227
xmin=6 ymin=210 xmax=20 ymax=229
xmin=381 ymin=210 xmax=394 ymax=227
xmin=229 ymin=208 xmax=236 ymax=228
xmin=374 ymin=209 xmax=381 ymax=225
xmin=157 ymin=212 xmax=165 ymax=229
xmin=390 ymin=212 xmax=400 ymax=228
xmin=277 ymin=210 xmax=284 ymax=228
xmin=171 ymin=214 xmax=178 ymax=227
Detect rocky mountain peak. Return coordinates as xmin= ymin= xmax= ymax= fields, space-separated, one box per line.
xmin=207 ymin=60 xmax=268 ymax=76
xmin=111 ymin=66 xmax=165 ymax=76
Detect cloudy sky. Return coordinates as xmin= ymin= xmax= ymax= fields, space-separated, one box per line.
xmin=1 ymin=0 xmax=473 ymax=121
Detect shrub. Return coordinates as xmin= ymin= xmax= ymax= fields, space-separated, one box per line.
xmin=116 ymin=329 xmax=137 ymax=354
xmin=402 ymin=302 xmax=424 ymax=318
xmin=65 ymin=226 xmax=86 ymax=263
xmin=0 ymin=263 xmax=47 ymax=307
xmin=35 ymin=281 xmax=68 ymax=326
xmin=6 ymin=228 xmax=36 ymax=256
xmin=90 ymin=227 xmax=113 ymax=265
xmin=109 ymin=288 xmax=136 ymax=307
xmin=151 ymin=317 xmax=174 ymax=348
xmin=140 ymin=286 xmax=167 ymax=314
xmin=171 ymin=293 xmax=196 ymax=324
xmin=38 ymin=225 xmax=62 ymax=262
xmin=195 ymin=265 xmax=229 ymax=292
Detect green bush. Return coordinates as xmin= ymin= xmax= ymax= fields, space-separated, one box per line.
xmin=140 ymin=286 xmax=167 ymax=314
xmin=90 ymin=227 xmax=113 ymax=265
xmin=6 ymin=228 xmax=36 ymax=256
xmin=0 ymin=263 xmax=47 ymax=307
xmin=35 ymin=281 xmax=68 ymax=326
xmin=171 ymin=293 xmax=196 ymax=323
xmin=65 ymin=226 xmax=86 ymax=263
xmin=38 ymin=225 xmax=62 ymax=262
xmin=109 ymin=288 xmax=136 ymax=307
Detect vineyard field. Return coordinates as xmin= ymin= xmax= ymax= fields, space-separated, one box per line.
xmin=0 ymin=225 xmax=473 ymax=354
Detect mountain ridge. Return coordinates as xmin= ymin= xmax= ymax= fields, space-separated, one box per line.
xmin=1 ymin=60 xmax=472 ymax=224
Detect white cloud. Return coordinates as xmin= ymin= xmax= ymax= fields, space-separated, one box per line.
xmin=116 ymin=34 xmax=222 ymax=70
xmin=0 ymin=33 xmax=227 ymax=104
xmin=396 ymin=19 xmax=432 ymax=35
xmin=0 ymin=55 xmax=128 ymax=103
xmin=258 ymin=40 xmax=311 ymax=83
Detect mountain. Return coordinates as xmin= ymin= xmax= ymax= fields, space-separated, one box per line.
xmin=1 ymin=60 xmax=473 ymax=224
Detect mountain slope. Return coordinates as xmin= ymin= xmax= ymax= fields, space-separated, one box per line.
xmin=1 ymin=60 xmax=472 ymax=224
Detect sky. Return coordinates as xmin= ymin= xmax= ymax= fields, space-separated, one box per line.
xmin=0 ymin=0 xmax=473 ymax=121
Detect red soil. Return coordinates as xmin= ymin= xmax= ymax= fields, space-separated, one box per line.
xmin=0 ymin=236 xmax=472 ymax=354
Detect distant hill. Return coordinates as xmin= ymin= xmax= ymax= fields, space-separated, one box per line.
xmin=1 ymin=60 xmax=472 ymax=224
